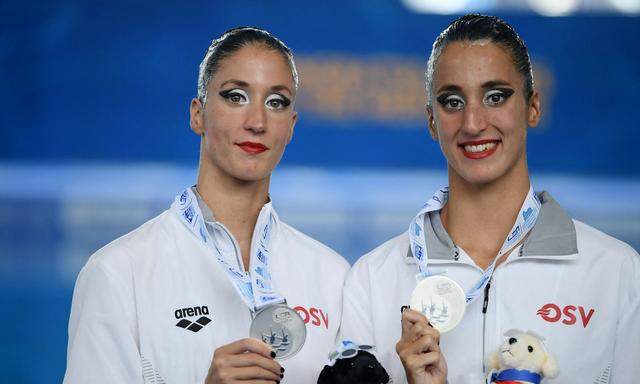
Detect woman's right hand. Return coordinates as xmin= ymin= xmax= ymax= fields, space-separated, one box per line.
xmin=396 ymin=309 xmax=447 ymax=384
xmin=205 ymin=338 xmax=284 ymax=384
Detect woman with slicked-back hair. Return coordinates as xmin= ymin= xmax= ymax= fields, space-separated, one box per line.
xmin=341 ymin=14 xmax=640 ymax=384
xmin=64 ymin=27 xmax=349 ymax=384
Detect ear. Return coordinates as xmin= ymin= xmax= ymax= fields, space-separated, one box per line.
xmin=426 ymin=104 xmax=438 ymax=141
xmin=541 ymin=353 xmax=559 ymax=378
xmin=190 ymin=98 xmax=205 ymax=136
xmin=525 ymin=330 xmax=545 ymax=342
xmin=287 ymin=110 xmax=297 ymax=145
xmin=504 ymin=329 xmax=523 ymax=338
xmin=488 ymin=351 xmax=501 ymax=370
xmin=527 ymin=90 xmax=541 ymax=128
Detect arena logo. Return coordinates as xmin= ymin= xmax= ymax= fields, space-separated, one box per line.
xmin=294 ymin=306 xmax=329 ymax=329
xmin=175 ymin=305 xmax=209 ymax=319
xmin=536 ymin=303 xmax=595 ymax=328
xmin=174 ymin=305 xmax=212 ymax=333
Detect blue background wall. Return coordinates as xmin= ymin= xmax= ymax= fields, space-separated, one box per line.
xmin=3 ymin=1 xmax=640 ymax=174
xmin=1 ymin=1 xmax=639 ymax=382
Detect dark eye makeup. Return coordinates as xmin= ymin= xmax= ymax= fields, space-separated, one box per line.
xmin=436 ymin=93 xmax=456 ymax=106
xmin=218 ymin=89 xmax=246 ymax=101
xmin=270 ymin=94 xmax=291 ymax=107
xmin=435 ymin=87 xmax=516 ymax=110
xmin=492 ymin=88 xmax=515 ymax=98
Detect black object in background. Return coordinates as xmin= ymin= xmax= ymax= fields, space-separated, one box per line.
xmin=317 ymin=350 xmax=390 ymax=384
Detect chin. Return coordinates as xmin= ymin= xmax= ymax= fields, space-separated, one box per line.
xmin=451 ymin=155 xmax=520 ymax=187
xmin=466 ymin=171 xmax=505 ymax=185
xmin=230 ymin=173 xmax=270 ymax=183
xmin=230 ymin=166 xmax=273 ymax=183
xmin=451 ymin=164 xmax=503 ymax=186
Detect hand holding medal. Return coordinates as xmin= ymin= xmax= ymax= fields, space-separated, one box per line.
xmin=205 ymin=338 xmax=284 ymax=384
xmin=396 ymin=307 xmax=448 ymax=384
xmin=399 ymin=186 xmax=541 ymax=382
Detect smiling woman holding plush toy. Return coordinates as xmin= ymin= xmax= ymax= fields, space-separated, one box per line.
xmin=340 ymin=14 xmax=640 ymax=384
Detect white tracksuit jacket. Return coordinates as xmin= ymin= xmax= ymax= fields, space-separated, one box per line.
xmin=64 ymin=191 xmax=349 ymax=384
xmin=341 ymin=191 xmax=640 ymax=383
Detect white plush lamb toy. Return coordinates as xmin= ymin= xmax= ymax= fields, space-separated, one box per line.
xmin=488 ymin=329 xmax=559 ymax=383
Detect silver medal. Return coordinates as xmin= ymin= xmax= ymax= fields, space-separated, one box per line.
xmin=250 ymin=304 xmax=306 ymax=360
xmin=410 ymin=275 xmax=466 ymax=333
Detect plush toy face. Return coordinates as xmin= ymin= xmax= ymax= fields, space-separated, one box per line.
xmin=492 ymin=330 xmax=559 ymax=378
xmin=498 ymin=333 xmax=546 ymax=372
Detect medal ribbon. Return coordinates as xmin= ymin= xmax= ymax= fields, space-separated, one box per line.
xmin=409 ymin=186 xmax=541 ymax=304
xmin=171 ymin=187 xmax=285 ymax=312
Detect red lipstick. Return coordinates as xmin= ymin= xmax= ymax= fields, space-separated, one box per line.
xmin=459 ymin=139 xmax=499 ymax=160
xmin=237 ymin=141 xmax=268 ymax=154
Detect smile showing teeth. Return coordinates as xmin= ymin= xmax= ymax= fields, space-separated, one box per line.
xmin=463 ymin=142 xmax=497 ymax=153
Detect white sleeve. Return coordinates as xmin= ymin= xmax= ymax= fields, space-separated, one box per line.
xmin=340 ymin=258 xmax=376 ymax=346
xmin=63 ymin=259 xmax=143 ymax=383
xmin=611 ymin=246 xmax=640 ymax=383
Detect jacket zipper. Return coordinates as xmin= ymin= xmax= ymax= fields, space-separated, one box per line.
xmin=214 ymin=222 xmax=256 ymax=320
xmin=481 ymin=276 xmax=492 ymax=374
xmin=213 ymin=222 xmax=246 ymax=272
xmin=480 ymin=245 xmax=523 ymax=377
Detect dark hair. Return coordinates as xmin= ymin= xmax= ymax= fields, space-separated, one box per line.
xmin=425 ymin=14 xmax=534 ymax=106
xmin=197 ymin=27 xmax=298 ymax=104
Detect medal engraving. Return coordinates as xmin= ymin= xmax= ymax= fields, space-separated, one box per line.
xmin=410 ymin=275 xmax=466 ymax=333
xmin=250 ymin=304 xmax=306 ymax=359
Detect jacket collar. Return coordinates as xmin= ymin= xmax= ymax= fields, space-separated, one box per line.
xmin=193 ymin=186 xmax=215 ymax=222
xmin=406 ymin=191 xmax=578 ymax=263
xmin=191 ymin=186 xmax=280 ymax=242
xmin=191 ymin=185 xmax=216 ymax=223
xmin=192 ymin=185 xmax=278 ymax=222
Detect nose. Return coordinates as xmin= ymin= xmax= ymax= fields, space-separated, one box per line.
xmin=244 ymin=102 xmax=267 ymax=134
xmin=461 ymin=102 xmax=486 ymax=136
xmin=508 ymin=337 xmax=517 ymax=345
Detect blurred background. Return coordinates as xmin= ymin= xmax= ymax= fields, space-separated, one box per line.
xmin=1 ymin=0 xmax=640 ymax=381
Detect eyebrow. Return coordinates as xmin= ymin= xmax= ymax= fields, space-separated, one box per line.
xmin=219 ymin=79 xmax=249 ymax=88
xmin=481 ymin=80 xmax=513 ymax=89
xmin=270 ymin=84 xmax=293 ymax=96
xmin=218 ymin=79 xmax=293 ymax=96
xmin=436 ymin=80 xmax=514 ymax=94
xmin=436 ymin=84 xmax=462 ymax=94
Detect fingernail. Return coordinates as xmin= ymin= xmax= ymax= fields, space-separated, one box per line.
xmin=428 ymin=322 xmax=433 ymax=327
xmin=281 ymin=367 xmax=285 ymax=373
xmin=401 ymin=305 xmax=409 ymax=313
xmin=280 ymin=373 xmax=284 ymax=378
xmin=270 ymin=351 xmax=276 ymax=358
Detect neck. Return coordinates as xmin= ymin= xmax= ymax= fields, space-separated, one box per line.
xmin=440 ymin=164 xmax=530 ymax=269
xmin=196 ymin=163 xmax=270 ymax=271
